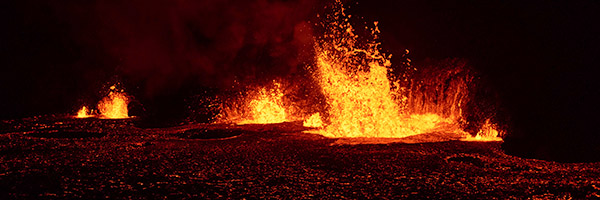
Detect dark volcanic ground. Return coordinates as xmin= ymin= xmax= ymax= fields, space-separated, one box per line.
xmin=1 ymin=116 xmax=599 ymax=199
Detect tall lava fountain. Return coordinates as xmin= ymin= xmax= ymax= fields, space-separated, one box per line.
xmin=310 ymin=1 xmax=501 ymax=140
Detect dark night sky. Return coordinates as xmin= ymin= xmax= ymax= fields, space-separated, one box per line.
xmin=354 ymin=0 xmax=600 ymax=161
xmin=2 ymin=0 xmax=600 ymax=161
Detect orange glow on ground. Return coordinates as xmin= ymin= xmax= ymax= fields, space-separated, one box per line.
xmin=98 ymin=85 xmax=130 ymax=119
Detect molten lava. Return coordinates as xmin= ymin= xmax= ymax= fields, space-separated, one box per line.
xmin=303 ymin=113 xmax=323 ymax=128
xmin=462 ymin=119 xmax=503 ymax=141
xmin=210 ymin=1 xmax=503 ymax=141
xmin=76 ymin=106 xmax=92 ymax=118
xmin=310 ymin=1 xmax=501 ymax=140
xmin=236 ymin=81 xmax=289 ymax=125
xmin=98 ymin=85 xmax=130 ymax=119
xmin=312 ymin=2 xmax=434 ymax=137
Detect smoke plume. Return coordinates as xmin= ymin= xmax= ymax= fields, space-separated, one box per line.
xmin=57 ymin=0 xmax=318 ymax=97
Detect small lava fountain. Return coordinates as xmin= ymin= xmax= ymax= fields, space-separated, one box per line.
xmin=303 ymin=113 xmax=324 ymax=128
xmin=76 ymin=106 xmax=92 ymax=118
xmin=75 ymin=85 xmax=131 ymax=119
xmin=218 ymin=80 xmax=292 ymax=125
xmin=238 ymin=81 xmax=289 ymax=124
xmin=98 ymin=85 xmax=130 ymax=119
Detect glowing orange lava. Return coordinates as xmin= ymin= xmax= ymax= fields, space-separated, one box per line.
xmin=310 ymin=1 xmax=481 ymax=139
xmin=236 ymin=81 xmax=289 ymax=124
xmin=303 ymin=113 xmax=323 ymax=128
xmin=76 ymin=106 xmax=92 ymax=118
xmin=462 ymin=119 xmax=503 ymax=141
xmin=98 ymin=85 xmax=130 ymax=119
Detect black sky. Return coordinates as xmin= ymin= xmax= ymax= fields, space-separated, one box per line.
xmin=350 ymin=1 xmax=600 ymax=161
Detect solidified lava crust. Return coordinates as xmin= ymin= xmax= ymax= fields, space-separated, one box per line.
xmin=27 ymin=130 xmax=107 ymax=139
xmin=180 ymin=129 xmax=245 ymax=140
xmin=0 ymin=115 xmax=599 ymax=199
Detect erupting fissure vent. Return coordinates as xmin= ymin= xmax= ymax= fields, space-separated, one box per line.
xmin=303 ymin=113 xmax=323 ymax=128
xmin=98 ymin=85 xmax=130 ymax=119
xmin=218 ymin=80 xmax=292 ymax=125
xmin=462 ymin=119 xmax=503 ymax=141
xmin=75 ymin=85 xmax=130 ymax=119
xmin=203 ymin=0 xmax=502 ymax=141
xmin=238 ymin=81 xmax=288 ymax=124
xmin=306 ymin=0 xmax=502 ymax=140
xmin=76 ymin=106 xmax=92 ymax=118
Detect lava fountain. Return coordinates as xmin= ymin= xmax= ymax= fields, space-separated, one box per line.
xmin=462 ymin=119 xmax=503 ymax=141
xmin=76 ymin=106 xmax=92 ymax=118
xmin=238 ymin=81 xmax=288 ymax=124
xmin=303 ymin=113 xmax=324 ymax=128
xmin=98 ymin=85 xmax=130 ymax=119
xmin=75 ymin=85 xmax=130 ymax=119
xmin=308 ymin=1 xmax=502 ymax=140
xmin=218 ymin=80 xmax=291 ymax=125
